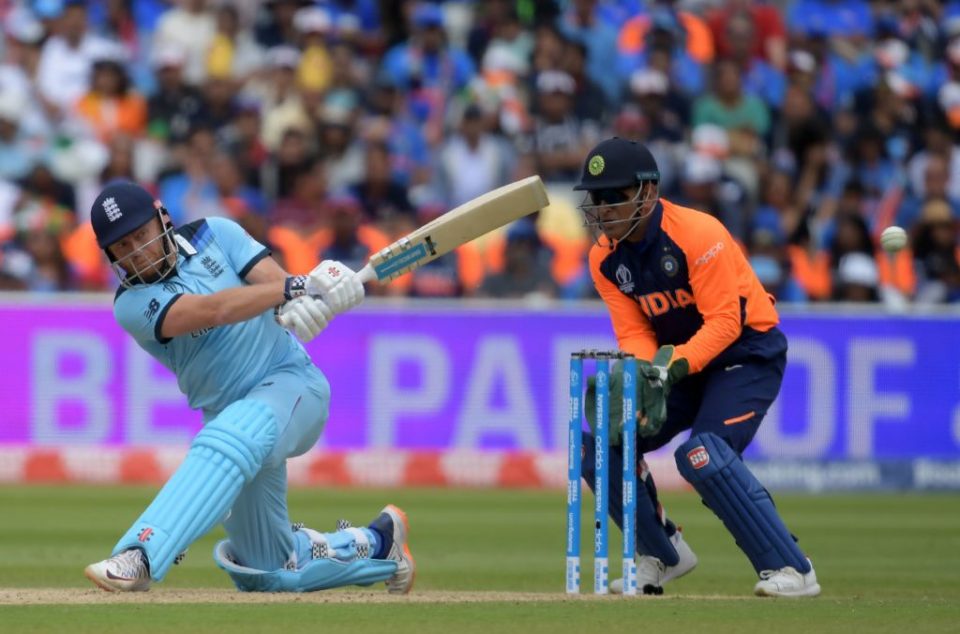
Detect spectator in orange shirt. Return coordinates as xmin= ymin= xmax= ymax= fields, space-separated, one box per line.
xmin=316 ymin=192 xmax=386 ymax=275
xmin=75 ymin=57 xmax=147 ymax=142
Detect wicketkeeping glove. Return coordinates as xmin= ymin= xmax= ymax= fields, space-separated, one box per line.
xmin=638 ymin=345 xmax=689 ymax=437
xmin=584 ymin=359 xmax=646 ymax=446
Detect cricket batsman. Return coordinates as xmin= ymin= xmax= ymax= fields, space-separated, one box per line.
xmin=83 ymin=180 xmax=414 ymax=593
xmin=575 ymin=138 xmax=820 ymax=598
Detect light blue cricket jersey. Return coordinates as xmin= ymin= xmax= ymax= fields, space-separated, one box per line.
xmin=114 ymin=217 xmax=306 ymax=416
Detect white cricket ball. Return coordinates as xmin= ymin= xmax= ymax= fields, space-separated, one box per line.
xmin=880 ymin=226 xmax=907 ymax=253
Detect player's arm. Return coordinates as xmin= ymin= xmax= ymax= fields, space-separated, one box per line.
xmin=589 ymin=246 xmax=658 ymax=361
xmin=674 ymin=218 xmax=743 ymax=373
xmin=242 ymin=252 xmax=289 ymax=284
xmin=159 ymin=279 xmax=293 ymax=339
xmin=240 ymin=252 xmax=340 ymax=343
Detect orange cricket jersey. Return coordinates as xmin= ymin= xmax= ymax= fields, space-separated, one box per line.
xmin=589 ymin=199 xmax=783 ymax=373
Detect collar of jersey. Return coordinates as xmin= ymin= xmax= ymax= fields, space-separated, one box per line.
xmin=174 ymin=233 xmax=197 ymax=258
xmin=631 ymin=200 xmax=663 ymax=252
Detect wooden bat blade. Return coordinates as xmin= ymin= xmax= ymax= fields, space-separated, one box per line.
xmin=358 ymin=175 xmax=549 ymax=283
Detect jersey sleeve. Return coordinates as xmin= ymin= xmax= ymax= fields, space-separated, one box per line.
xmin=588 ymin=245 xmax=658 ymax=362
xmin=673 ymin=214 xmax=744 ymax=373
xmin=114 ymin=285 xmax=183 ymax=345
xmin=206 ymin=217 xmax=271 ymax=278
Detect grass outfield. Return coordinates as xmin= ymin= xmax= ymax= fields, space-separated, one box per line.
xmin=1 ymin=486 xmax=958 ymax=633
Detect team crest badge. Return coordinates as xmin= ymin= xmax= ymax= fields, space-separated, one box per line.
xmin=687 ymin=446 xmax=710 ymax=470
xmin=661 ymin=255 xmax=678 ymax=277
xmin=588 ymin=155 xmax=605 ymax=176
xmin=102 ymin=197 xmax=122 ymax=222
xmin=615 ymin=264 xmax=634 ymax=293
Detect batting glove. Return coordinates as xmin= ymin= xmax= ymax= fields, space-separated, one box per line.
xmin=305 ymin=260 xmax=365 ymax=316
xmin=275 ymin=296 xmax=334 ymax=343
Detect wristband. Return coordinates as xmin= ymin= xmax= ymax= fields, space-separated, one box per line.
xmin=283 ymin=275 xmax=307 ymax=301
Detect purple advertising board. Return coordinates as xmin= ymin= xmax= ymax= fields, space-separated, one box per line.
xmin=1 ymin=298 xmax=958 ymax=460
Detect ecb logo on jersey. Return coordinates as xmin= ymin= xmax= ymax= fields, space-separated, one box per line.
xmin=616 ymin=264 xmax=634 ymax=293
xmin=201 ymin=256 xmax=224 ymax=278
xmin=661 ymin=255 xmax=679 ymax=277
xmin=687 ymin=446 xmax=710 ymax=470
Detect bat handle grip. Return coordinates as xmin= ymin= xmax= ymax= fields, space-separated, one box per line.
xmin=356 ymin=262 xmax=377 ymax=285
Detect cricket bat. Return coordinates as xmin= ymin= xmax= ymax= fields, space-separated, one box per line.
xmin=356 ymin=175 xmax=550 ymax=284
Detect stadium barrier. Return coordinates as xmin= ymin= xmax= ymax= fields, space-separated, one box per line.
xmin=2 ymin=294 xmax=958 ymax=491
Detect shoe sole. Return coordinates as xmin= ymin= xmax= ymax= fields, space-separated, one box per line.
xmin=754 ymin=583 xmax=821 ymax=598
xmin=84 ymin=565 xmax=150 ymax=593
xmin=385 ymin=504 xmax=416 ymax=594
xmin=84 ymin=566 xmax=117 ymax=592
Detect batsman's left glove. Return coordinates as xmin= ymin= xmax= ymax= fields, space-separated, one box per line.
xmin=275 ymin=296 xmax=334 ymax=343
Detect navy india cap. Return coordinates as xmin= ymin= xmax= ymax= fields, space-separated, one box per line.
xmin=573 ymin=137 xmax=660 ymax=191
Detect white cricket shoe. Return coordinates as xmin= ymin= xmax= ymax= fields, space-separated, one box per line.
xmin=754 ymin=559 xmax=821 ymax=598
xmin=611 ymin=529 xmax=698 ymax=595
xmin=85 ymin=549 xmax=151 ymax=592
xmin=371 ymin=504 xmax=415 ymax=594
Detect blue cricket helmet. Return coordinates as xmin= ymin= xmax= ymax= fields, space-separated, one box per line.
xmin=91 ymin=180 xmax=163 ymax=249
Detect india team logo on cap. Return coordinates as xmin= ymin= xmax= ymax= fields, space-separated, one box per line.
xmin=588 ymin=154 xmax=605 ymax=176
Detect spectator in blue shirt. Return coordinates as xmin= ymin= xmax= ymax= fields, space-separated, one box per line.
xmin=787 ymin=0 xmax=874 ymax=40
xmin=617 ymin=9 xmax=705 ymax=99
xmin=557 ymin=0 xmax=621 ymax=105
xmin=380 ymin=3 xmax=475 ymax=93
xmin=726 ymin=11 xmax=785 ymax=110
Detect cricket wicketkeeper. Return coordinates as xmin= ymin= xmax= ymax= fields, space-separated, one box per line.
xmin=575 ymin=138 xmax=820 ymax=598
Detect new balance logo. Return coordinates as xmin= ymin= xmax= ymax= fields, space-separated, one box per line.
xmin=144 ymin=298 xmax=160 ymax=321
xmin=103 ymin=197 xmax=122 ymax=222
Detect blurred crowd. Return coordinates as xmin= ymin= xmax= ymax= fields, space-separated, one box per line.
xmin=2 ymin=0 xmax=960 ymax=305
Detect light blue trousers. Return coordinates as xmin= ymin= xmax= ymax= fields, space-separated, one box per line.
xmin=221 ymin=358 xmax=331 ymax=572
xmin=112 ymin=356 xmax=331 ymax=579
